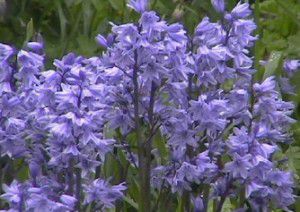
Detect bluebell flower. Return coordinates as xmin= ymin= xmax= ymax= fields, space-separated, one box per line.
xmin=227 ymin=127 xmax=251 ymax=156
xmin=211 ymin=0 xmax=225 ymax=13
xmin=96 ymin=34 xmax=108 ymax=48
xmin=60 ymin=194 xmax=77 ymax=209
xmin=189 ymin=95 xmax=228 ymax=133
xmin=194 ymin=17 xmax=225 ymax=47
xmin=177 ymin=162 xmax=201 ymax=184
xmin=167 ymin=166 xmax=192 ymax=193
xmin=246 ymin=181 xmax=270 ymax=198
xmin=169 ymin=129 xmax=197 ymax=148
xmin=48 ymin=122 xmax=72 ymax=138
xmin=267 ymin=170 xmax=293 ymax=187
xmin=212 ymin=176 xmax=231 ymax=197
xmin=26 ymin=193 xmax=59 ymax=211
xmin=84 ymin=179 xmax=126 ymax=208
xmin=0 ymin=62 xmax=14 ymax=94
xmin=16 ymin=49 xmax=44 ymax=89
xmin=228 ymin=2 xmax=251 ymax=20
xmin=128 ymin=0 xmax=149 ymax=13
xmin=272 ymin=186 xmax=295 ymax=210
xmin=224 ymin=153 xmax=252 ymax=179
xmin=1 ymin=181 xmax=23 ymax=204
xmin=283 ymin=59 xmax=299 ymax=76
xmin=27 ymin=42 xmax=44 ymax=56
xmin=112 ymin=23 xmax=139 ymax=47
xmin=53 ymin=53 xmax=83 ymax=75
xmin=195 ymin=151 xmax=218 ymax=177
xmin=253 ymin=77 xmax=277 ymax=97
xmin=279 ymin=77 xmax=295 ymax=95
xmin=0 ymin=43 xmax=15 ymax=61
xmin=192 ymin=196 xmax=204 ymax=212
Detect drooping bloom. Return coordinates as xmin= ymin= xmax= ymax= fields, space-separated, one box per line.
xmin=128 ymin=0 xmax=149 ymax=13
xmin=211 ymin=0 xmax=225 ymax=13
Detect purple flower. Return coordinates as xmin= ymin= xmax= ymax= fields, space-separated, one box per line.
xmin=283 ymin=59 xmax=299 ymax=76
xmin=60 ymin=194 xmax=77 ymax=209
xmin=16 ymin=49 xmax=44 ymax=89
xmin=0 ymin=62 xmax=14 ymax=94
xmin=267 ymin=170 xmax=293 ymax=187
xmin=195 ymin=151 xmax=218 ymax=176
xmin=26 ymin=194 xmax=58 ymax=211
xmin=192 ymin=196 xmax=204 ymax=211
xmin=246 ymin=181 xmax=270 ymax=198
xmin=224 ymin=154 xmax=252 ymax=179
xmin=84 ymin=179 xmax=126 ymax=208
xmin=0 ymin=43 xmax=15 ymax=61
xmin=211 ymin=0 xmax=225 ymax=13
xmin=189 ymin=95 xmax=228 ymax=133
xmin=128 ymin=0 xmax=149 ymax=13
xmin=272 ymin=186 xmax=295 ymax=210
xmin=279 ymin=77 xmax=295 ymax=94
xmin=27 ymin=42 xmax=44 ymax=55
xmin=1 ymin=181 xmax=23 ymax=204
xmin=253 ymin=76 xmax=277 ymax=97
xmin=227 ymin=127 xmax=251 ymax=156
xmin=227 ymin=2 xmax=251 ymax=20
xmin=96 ymin=34 xmax=108 ymax=48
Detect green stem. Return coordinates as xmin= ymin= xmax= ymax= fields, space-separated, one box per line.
xmin=215 ymin=196 xmax=226 ymax=212
xmin=203 ymin=185 xmax=210 ymax=212
xmin=181 ymin=191 xmax=191 ymax=212
xmin=75 ymin=169 xmax=82 ymax=211
xmin=239 ymin=187 xmax=245 ymax=209
xmin=133 ymin=49 xmax=151 ymax=212
xmin=212 ymin=198 xmax=217 ymax=212
xmin=66 ymin=158 xmax=74 ymax=195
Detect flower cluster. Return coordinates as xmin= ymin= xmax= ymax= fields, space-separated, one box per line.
xmin=0 ymin=44 xmax=126 ymax=210
xmin=0 ymin=0 xmax=298 ymax=211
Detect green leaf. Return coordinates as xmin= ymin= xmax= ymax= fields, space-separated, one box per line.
xmin=108 ymin=0 xmax=124 ymax=11
xmin=123 ymin=196 xmax=139 ymax=210
xmin=153 ymin=131 xmax=168 ymax=164
xmin=17 ymin=166 xmax=29 ymax=181
xmin=287 ymin=146 xmax=300 ymax=178
xmin=296 ymin=197 xmax=300 ymax=212
xmin=222 ymin=199 xmax=235 ymax=212
xmin=55 ymin=0 xmax=68 ymax=40
xmin=91 ymin=0 xmax=107 ymax=12
xmin=83 ymin=1 xmax=93 ymax=35
xmin=14 ymin=159 xmax=29 ymax=181
xmin=76 ymin=35 xmax=98 ymax=56
xmin=176 ymin=196 xmax=183 ymax=212
xmin=24 ymin=18 xmax=34 ymax=45
xmin=287 ymin=32 xmax=300 ymax=57
xmin=263 ymin=51 xmax=283 ymax=79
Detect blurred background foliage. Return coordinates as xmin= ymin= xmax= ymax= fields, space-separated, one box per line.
xmin=0 ymin=0 xmax=300 ymax=210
